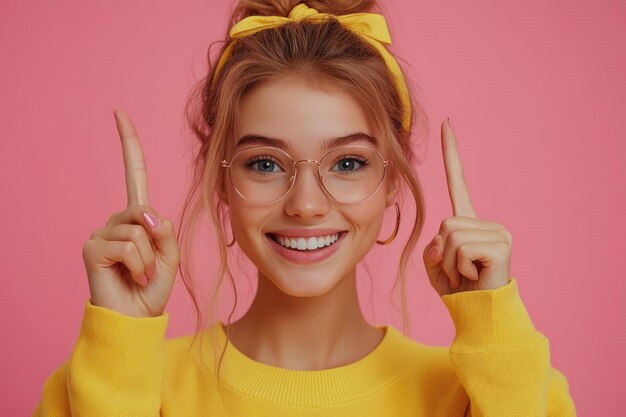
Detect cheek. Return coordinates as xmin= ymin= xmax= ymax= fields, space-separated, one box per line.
xmin=346 ymin=198 xmax=387 ymax=243
xmin=226 ymin=191 xmax=275 ymax=255
xmin=229 ymin=200 xmax=263 ymax=235
xmin=228 ymin=204 xmax=269 ymax=268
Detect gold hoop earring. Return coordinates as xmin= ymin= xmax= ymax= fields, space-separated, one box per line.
xmin=376 ymin=202 xmax=401 ymax=245
xmin=226 ymin=227 xmax=236 ymax=247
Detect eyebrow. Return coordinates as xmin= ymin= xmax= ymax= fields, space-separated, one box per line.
xmin=235 ymin=132 xmax=378 ymax=152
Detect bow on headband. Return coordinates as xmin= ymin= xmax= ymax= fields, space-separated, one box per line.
xmin=213 ymin=3 xmax=412 ymax=132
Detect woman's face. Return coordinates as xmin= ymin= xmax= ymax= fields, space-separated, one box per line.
xmin=225 ymin=77 xmax=398 ymax=297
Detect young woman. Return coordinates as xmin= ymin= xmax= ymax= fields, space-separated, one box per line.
xmin=34 ymin=1 xmax=576 ymax=415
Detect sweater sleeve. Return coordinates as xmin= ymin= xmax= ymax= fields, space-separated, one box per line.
xmin=33 ymin=300 xmax=169 ymax=417
xmin=441 ymin=278 xmax=576 ymax=417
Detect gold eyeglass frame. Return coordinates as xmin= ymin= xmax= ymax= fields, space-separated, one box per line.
xmin=220 ymin=145 xmax=390 ymax=205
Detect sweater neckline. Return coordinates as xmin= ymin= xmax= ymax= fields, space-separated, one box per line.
xmin=210 ymin=321 xmax=409 ymax=406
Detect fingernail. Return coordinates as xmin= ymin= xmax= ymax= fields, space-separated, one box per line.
xmin=139 ymin=275 xmax=148 ymax=286
xmin=142 ymin=212 xmax=161 ymax=230
xmin=447 ymin=117 xmax=454 ymax=131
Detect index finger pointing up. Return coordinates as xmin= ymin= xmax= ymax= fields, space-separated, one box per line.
xmin=441 ymin=118 xmax=478 ymax=218
xmin=114 ymin=110 xmax=150 ymax=208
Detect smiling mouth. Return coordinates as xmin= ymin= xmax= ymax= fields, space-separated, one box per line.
xmin=268 ymin=233 xmax=344 ymax=251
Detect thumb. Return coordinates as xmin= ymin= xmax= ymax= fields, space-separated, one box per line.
xmin=423 ymin=234 xmax=443 ymax=270
xmin=142 ymin=211 xmax=180 ymax=270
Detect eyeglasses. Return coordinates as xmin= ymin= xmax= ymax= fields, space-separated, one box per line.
xmin=221 ymin=145 xmax=389 ymax=205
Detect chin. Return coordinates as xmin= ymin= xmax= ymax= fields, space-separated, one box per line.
xmin=259 ymin=266 xmax=352 ymax=298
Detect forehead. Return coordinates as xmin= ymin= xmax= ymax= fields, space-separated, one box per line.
xmin=234 ymin=77 xmax=378 ymax=153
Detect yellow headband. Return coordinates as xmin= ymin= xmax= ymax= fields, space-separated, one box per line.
xmin=213 ymin=3 xmax=411 ymax=132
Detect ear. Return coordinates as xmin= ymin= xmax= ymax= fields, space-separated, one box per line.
xmin=385 ymin=168 xmax=401 ymax=207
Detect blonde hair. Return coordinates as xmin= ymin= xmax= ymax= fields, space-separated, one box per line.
xmin=178 ymin=0 xmax=428 ymax=374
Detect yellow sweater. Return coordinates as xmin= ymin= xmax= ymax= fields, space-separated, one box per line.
xmin=34 ymin=279 xmax=576 ymax=416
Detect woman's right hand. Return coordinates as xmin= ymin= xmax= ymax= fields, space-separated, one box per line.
xmin=81 ymin=110 xmax=180 ymax=317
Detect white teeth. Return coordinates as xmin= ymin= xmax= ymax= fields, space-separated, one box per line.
xmin=274 ymin=233 xmax=340 ymax=251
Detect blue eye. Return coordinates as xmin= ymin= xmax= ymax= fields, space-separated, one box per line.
xmin=245 ymin=157 xmax=283 ymax=173
xmin=334 ymin=157 xmax=367 ymax=172
xmin=255 ymin=160 xmax=276 ymax=172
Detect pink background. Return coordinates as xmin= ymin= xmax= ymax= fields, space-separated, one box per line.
xmin=1 ymin=1 xmax=624 ymax=415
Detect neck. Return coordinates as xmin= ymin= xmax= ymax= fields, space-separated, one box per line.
xmin=225 ymin=269 xmax=383 ymax=371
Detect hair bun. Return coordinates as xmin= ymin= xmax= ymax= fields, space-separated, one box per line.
xmin=232 ymin=0 xmax=376 ymax=21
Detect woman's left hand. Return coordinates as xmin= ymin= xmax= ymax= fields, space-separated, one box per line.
xmin=423 ymin=119 xmax=512 ymax=296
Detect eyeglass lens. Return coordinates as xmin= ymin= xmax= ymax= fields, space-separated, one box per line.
xmin=227 ymin=146 xmax=386 ymax=204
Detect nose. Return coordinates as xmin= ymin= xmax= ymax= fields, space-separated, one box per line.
xmin=283 ymin=161 xmax=331 ymax=221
